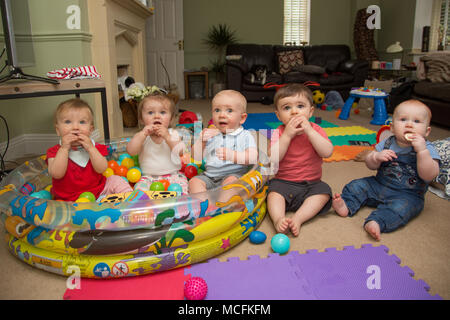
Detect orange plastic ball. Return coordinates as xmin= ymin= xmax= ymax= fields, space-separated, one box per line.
xmin=103 ymin=167 xmax=115 ymax=178
xmin=108 ymin=160 xmax=119 ymax=171
xmin=159 ymin=179 xmax=170 ymax=190
xmin=115 ymin=165 xmax=128 ymax=177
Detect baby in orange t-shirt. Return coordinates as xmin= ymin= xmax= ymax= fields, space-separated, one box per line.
xmin=268 ymin=83 xmax=334 ymax=237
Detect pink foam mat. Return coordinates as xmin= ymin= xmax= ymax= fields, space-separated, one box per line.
xmin=63 ymin=267 xmax=188 ymax=300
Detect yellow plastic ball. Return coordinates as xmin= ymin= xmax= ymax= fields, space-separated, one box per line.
xmin=121 ymin=157 xmax=135 ymax=169
xmin=103 ymin=167 xmax=115 ymax=178
xmin=127 ymin=168 xmax=141 ymax=183
xmin=312 ymin=90 xmax=325 ymax=105
xmin=75 ymin=197 xmax=91 ymax=203
xmin=44 ymin=185 xmax=52 ymax=192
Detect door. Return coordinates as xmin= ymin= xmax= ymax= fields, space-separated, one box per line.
xmin=146 ymin=0 xmax=185 ymax=98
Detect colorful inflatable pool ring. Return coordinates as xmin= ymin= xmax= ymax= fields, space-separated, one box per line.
xmin=0 ymin=137 xmax=270 ymax=278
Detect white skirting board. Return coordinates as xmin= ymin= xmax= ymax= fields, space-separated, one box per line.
xmin=0 ymin=129 xmax=101 ymax=162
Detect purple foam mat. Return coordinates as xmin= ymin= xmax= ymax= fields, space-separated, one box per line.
xmin=185 ymin=244 xmax=442 ymax=300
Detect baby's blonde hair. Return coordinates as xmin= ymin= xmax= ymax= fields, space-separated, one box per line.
xmin=137 ymin=92 xmax=177 ymax=128
xmin=54 ymin=98 xmax=94 ymax=126
xmin=212 ymin=89 xmax=247 ymax=113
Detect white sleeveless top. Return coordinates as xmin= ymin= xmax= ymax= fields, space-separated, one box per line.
xmin=139 ymin=128 xmax=182 ymax=176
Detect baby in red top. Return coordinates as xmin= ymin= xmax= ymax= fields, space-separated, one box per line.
xmin=47 ymin=98 xmax=132 ymax=201
xmin=268 ymin=84 xmax=334 ymax=236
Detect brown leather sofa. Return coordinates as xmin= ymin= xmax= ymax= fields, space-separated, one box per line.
xmin=411 ymin=53 xmax=450 ymax=128
xmin=226 ymin=44 xmax=369 ymax=102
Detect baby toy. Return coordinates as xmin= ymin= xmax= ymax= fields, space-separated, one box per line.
xmin=78 ymin=191 xmax=96 ymax=202
xmin=249 ymin=230 xmax=267 ymax=244
xmin=184 ymin=277 xmax=208 ymax=300
xmin=271 ymin=233 xmax=290 ymax=254
xmin=19 ymin=182 xmax=36 ymax=195
xmin=312 ymin=90 xmax=325 ymax=105
xmin=167 ymin=183 xmax=183 ymax=195
xmin=150 ymin=181 xmax=165 ymax=191
xmin=126 ymin=168 xmax=141 ymax=183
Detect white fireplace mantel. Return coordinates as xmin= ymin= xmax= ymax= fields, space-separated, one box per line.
xmin=87 ymin=0 xmax=152 ymax=139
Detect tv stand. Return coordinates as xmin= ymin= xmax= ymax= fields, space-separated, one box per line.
xmin=0 ymin=79 xmax=110 ymax=140
xmin=0 ymin=66 xmax=59 ymax=84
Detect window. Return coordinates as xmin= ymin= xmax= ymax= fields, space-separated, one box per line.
xmin=430 ymin=0 xmax=450 ymax=50
xmin=283 ymin=0 xmax=311 ymax=46
xmin=439 ymin=0 xmax=449 ymax=49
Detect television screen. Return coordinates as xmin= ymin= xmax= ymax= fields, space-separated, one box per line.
xmin=0 ymin=0 xmax=35 ymax=68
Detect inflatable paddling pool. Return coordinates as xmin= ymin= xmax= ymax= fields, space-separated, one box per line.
xmin=0 ymin=137 xmax=270 ymax=278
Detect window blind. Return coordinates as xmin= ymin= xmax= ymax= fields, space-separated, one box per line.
xmin=283 ymin=0 xmax=310 ymax=45
xmin=440 ymin=0 xmax=449 ymax=47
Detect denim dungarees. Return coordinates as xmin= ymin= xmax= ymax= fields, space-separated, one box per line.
xmin=341 ymin=136 xmax=430 ymax=233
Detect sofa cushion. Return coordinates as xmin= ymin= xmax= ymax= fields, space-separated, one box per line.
xmin=293 ymin=64 xmax=325 ymax=74
xmin=277 ymin=50 xmax=304 ymax=74
xmin=283 ymin=71 xmax=320 ymax=83
xmin=420 ymin=53 xmax=450 ymax=82
xmin=226 ymin=44 xmax=276 ymax=72
xmin=303 ymin=45 xmax=351 ymax=73
xmin=414 ymin=80 xmax=450 ymax=102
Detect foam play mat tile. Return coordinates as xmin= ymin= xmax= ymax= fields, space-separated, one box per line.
xmin=323 ymin=126 xmax=377 ymax=136
xmin=323 ymin=145 xmax=374 ymax=162
xmin=185 ymin=244 xmax=441 ymax=300
xmin=63 ymin=267 xmax=188 ymax=300
xmin=329 ymin=134 xmax=377 ymax=146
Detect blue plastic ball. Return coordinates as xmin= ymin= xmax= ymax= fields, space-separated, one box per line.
xmin=30 ymin=190 xmax=52 ymax=200
xmin=249 ymin=231 xmax=267 ymax=244
xmin=167 ymin=183 xmax=183 ymax=195
xmin=118 ymin=153 xmax=132 ymax=163
xmin=271 ymin=233 xmax=290 ymax=254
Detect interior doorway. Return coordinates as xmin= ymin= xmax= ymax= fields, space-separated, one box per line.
xmin=146 ymin=0 xmax=185 ymax=99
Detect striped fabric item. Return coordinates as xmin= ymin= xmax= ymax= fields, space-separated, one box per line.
xmin=47 ymin=65 xmax=101 ymax=79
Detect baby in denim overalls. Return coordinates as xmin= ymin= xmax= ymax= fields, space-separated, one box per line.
xmin=332 ymin=100 xmax=441 ymax=240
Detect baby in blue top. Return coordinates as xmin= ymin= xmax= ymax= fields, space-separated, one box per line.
xmin=332 ymin=99 xmax=441 ymax=240
xmin=189 ymin=90 xmax=258 ymax=193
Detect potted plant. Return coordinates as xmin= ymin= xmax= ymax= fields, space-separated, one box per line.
xmin=203 ymin=23 xmax=238 ymax=96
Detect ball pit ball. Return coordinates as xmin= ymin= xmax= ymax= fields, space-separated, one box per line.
xmin=271 ymin=233 xmax=290 ymax=254
xmin=249 ymin=230 xmax=267 ymax=244
xmin=115 ymin=165 xmax=128 ymax=177
xmin=167 ymin=183 xmax=183 ymax=195
xmin=184 ymin=277 xmax=208 ymax=300
xmin=103 ymin=167 xmax=115 ymax=178
xmin=75 ymin=197 xmax=91 ymax=203
xmin=118 ymin=153 xmax=132 ymax=163
xmin=30 ymin=190 xmax=52 ymax=200
xmin=19 ymin=182 xmax=36 ymax=195
xmin=184 ymin=165 xmax=198 ymax=180
xmin=127 ymin=168 xmax=141 ymax=184
xmin=107 ymin=160 xmax=119 ymax=171
xmin=120 ymin=157 xmax=135 ymax=169
xmin=186 ymin=163 xmax=199 ymax=170
xmin=78 ymin=191 xmax=96 ymax=202
xmin=159 ymin=179 xmax=170 ymax=190
xmin=150 ymin=181 xmax=165 ymax=191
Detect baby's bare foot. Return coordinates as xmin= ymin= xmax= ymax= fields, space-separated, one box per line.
xmin=274 ymin=217 xmax=291 ymax=234
xmin=365 ymin=220 xmax=381 ymax=241
xmin=332 ymin=193 xmax=349 ymax=217
xmin=289 ymin=220 xmax=301 ymax=237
